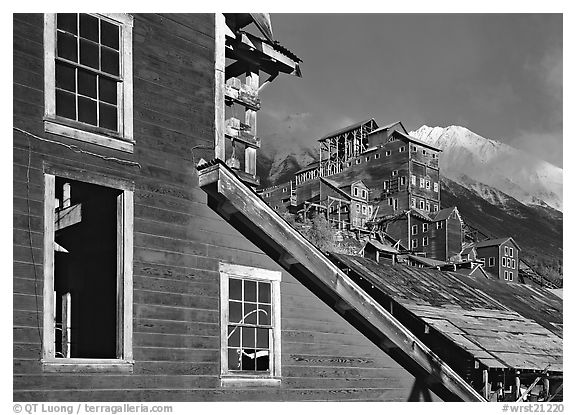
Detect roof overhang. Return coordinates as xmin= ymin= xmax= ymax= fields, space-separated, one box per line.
xmin=197 ymin=159 xmax=484 ymax=402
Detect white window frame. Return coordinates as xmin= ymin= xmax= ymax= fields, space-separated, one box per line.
xmin=436 ymin=221 xmax=443 ymax=229
xmin=419 ymin=200 xmax=425 ymax=210
xmin=400 ymin=176 xmax=406 ymax=186
xmin=219 ymin=263 xmax=281 ymax=385
xmin=425 ymin=180 xmax=431 ymax=190
xmin=422 ymin=236 xmax=429 ymax=246
xmin=42 ymin=170 xmax=134 ymax=372
xmin=399 ymin=146 xmax=406 ymax=153
xmin=411 ymin=239 xmax=418 ymax=249
xmin=422 ymin=223 xmax=428 ymax=232
xmin=420 ymin=178 xmax=425 ymax=188
xmin=44 ymin=13 xmax=134 ymax=153
xmin=412 ymin=225 xmax=418 ymax=235
xmin=504 ymin=246 xmax=509 ymax=256
xmin=433 ymin=182 xmax=439 ymax=192
xmin=354 ymin=187 xmax=358 ymax=196
xmin=411 ymin=175 xmax=416 ymax=185
xmin=392 ymin=170 xmax=398 ymax=177
xmin=375 ymin=153 xmax=380 ymax=159
xmin=489 ymin=257 xmax=495 ymax=267
xmin=502 ymin=257 xmax=507 ymax=267
xmin=433 ymin=204 xmax=439 ymax=212
xmin=504 ymin=271 xmax=508 ymax=281
xmin=356 ymin=159 xmax=361 ymax=164
xmin=512 ymin=259 xmax=516 ymax=269
xmin=422 ymin=149 xmax=427 ymax=155
xmin=509 ymin=247 xmax=514 ymax=257
xmin=385 ymin=150 xmax=391 ymax=156
xmin=411 ymin=198 xmax=416 ymax=208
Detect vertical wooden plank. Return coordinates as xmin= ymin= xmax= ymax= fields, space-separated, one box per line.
xmin=62 ymin=182 xmax=71 ymax=208
xmin=116 ymin=192 xmax=125 ymax=360
xmin=43 ymin=14 xmax=56 ymax=118
xmin=42 ymin=173 xmax=56 ymax=360
xmin=543 ymin=375 xmax=550 ymax=400
xmin=122 ymin=190 xmax=134 ymax=361
xmin=482 ymin=369 xmax=489 ymax=400
xmin=61 ymin=293 xmax=71 ymax=358
xmin=219 ymin=264 xmax=227 ymax=376
xmin=244 ymin=70 xmax=258 ymax=176
xmin=122 ymin=14 xmax=135 ymax=142
xmin=272 ymin=277 xmax=281 ymax=377
xmin=214 ymin=13 xmax=226 ymax=160
xmin=515 ymin=371 xmax=521 ymax=400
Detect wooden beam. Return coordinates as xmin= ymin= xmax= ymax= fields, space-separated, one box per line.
xmin=516 ymin=376 xmax=541 ymax=402
xmin=55 ymin=203 xmax=82 ymax=231
xmin=61 ymin=293 xmax=71 ymax=358
xmin=197 ymin=161 xmax=485 ymax=402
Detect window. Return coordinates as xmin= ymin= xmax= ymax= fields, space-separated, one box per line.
xmin=509 ymin=247 xmax=514 ymax=257
xmin=432 ymin=153 xmax=437 ymax=159
xmin=426 ymin=201 xmax=430 ymax=212
xmin=504 ymin=246 xmax=509 ymax=256
xmin=219 ymin=263 xmax=281 ymax=382
xmin=433 ymin=182 xmax=439 ymax=193
xmin=411 ymin=145 xmax=417 ymax=152
xmin=368 ymin=206 xmax=372 ymax=215
xmin=411 ymin=175 xmax=416 ymax=185
xmin=425 ymin=180 xmax=431 ymax=190
xmin=422 ymin=223 xmax=428 ymax=232
xmin=356 ymin=159 xmax=361 ymax=164
xmin=411 ymin=198 xmax=416 ymax=208
xmin=419 ymin=200 xmax=425 ymax=210
xmin=479 ymin=258 xmax=485 ymax=265
xmin=412 ymin=225 xmax=418 ymax=235
xmin=392 ymin=170 xmax=398 ymax=177
xmin=502 ymin=257 xmax=506 ymax=267
xmin=44 ymin=13 xmax=134 ymax=152
xmin=422 ymin=150 xmax=427 ymax=155
xmin=383 ymin=181 xmax=388 ymax=190
xmin=375 ymin=153 xmax=380 ymax=159
xmin=433 ymin=204 xmax=439 ymax=212
xmin=356 ymin=203 xmax=360 ymax=212
xmin=436 ymin=221 xmax=443 ymax=229
xmin=422 ymin=236 xmax=429 ymax=246
xmin=489 ymin=257 xmax=495 ymax=267
xmin=419 ymin=178 xmax=425 ymax=188
xmin=507 ymin=258 xmax=511 ymax=267
xmin=411 ymin=239 xmax=418 ymax=249
xmin=42 ymin=171 xmax=133 ymax=370
xmin=399 ymin=146 xmax=406 ymax=153
xmin=393 ymin=199 xmax=398 ymax=210
xmin=512 ymin=259 xmax=516 ymax=269
xmin=400 ymin=176 xmax=406 ymax=186
xmin=388 ymin=198 xmax=393 ymax=206
xmin=354 ymin=187 xmax=358 ymax=196
xmin=385 ymin=150 xmax=391 ymax=156
xmin=504 ymin=271 xmax=508 ymax=281
xmin=463 ymin=254 xmax=469 ymax=261
xmin=365 ymin=156 xmax=370 ymax=162
xmin=362 ymin=205 xmax=366 ymax=214
xmin=361 ymin=189 xmax=367 ymax=199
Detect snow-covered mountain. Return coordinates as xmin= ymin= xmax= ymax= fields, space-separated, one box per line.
xmin=409 ymin=125 xmax=563 ymax=212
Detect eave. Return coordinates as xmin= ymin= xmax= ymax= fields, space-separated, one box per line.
xmin=197 ymin=159 xmax=485 ymax=402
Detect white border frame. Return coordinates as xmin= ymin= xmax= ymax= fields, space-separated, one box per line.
xmin=43 ymin=13 xmax=134 ymax=153
xmin=42 ymin=171 xmax=134 ymax=372
xmin=218 ymin=262 xmax=282 ymax=386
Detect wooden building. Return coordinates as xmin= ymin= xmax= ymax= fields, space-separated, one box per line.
xmin=13 ymin=12 xmax=490 ymax=402
xmin=330 ymin=253 xmax=563 ymax=402
xmin=473 ymin=237 xmax=521 ymax=282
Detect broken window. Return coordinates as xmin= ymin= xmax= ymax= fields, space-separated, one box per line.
xmin=220 ymin=263 xmax=281 ymax=379
xmin=43 ymin=173 xmax=133 ymax=366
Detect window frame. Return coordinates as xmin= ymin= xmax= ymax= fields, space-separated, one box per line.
xmin=489 ymin=257 xmax=495 ymax=267
xmin=411 ymin=175 xmax=416 ymax=185
xmin=399 ymin=146 xmax=406 ymax=153
xmin=411 ymin=239 xmax=418 ymax=249
xmin=412 ymin=225 xmax=418 ymax=235
xmin=44 ymin=13 xmax=134 ymax=153
xmin=502 ymin=257 xmax=507 ymax=267
xmin=422 ymin=236 xmax=429 ymax=246
xmin=41 ymin=169 xmax=134 ymax=372
xmin=219 ymin=263 xmax=281 ymax=384
xmin=422 ymin=223 xmax=428 ymax=232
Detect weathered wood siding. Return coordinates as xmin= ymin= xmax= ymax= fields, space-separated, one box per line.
xmin=13 ymin=13 xmax=424 ymax=401
xmin=446 ymin=213 xmax=463 ymax=261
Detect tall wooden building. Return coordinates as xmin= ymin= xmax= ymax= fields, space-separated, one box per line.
xmin=13 ymin=12 xmax=487 ymax=402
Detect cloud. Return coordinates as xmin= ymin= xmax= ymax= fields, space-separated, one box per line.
xmin=508 ymin=130 xmax=563 ymax=168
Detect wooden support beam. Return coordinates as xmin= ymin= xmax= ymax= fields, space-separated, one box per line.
xmin=55 ymin=203 xmax=82 ymax=231
xmin=543 ymin=375 xmax=550 ymax=400
xmin=483 ymin=369 xmax=490 ymax=400
xmin=61 ymin=292 xmax=71 ymax=358
xmin=516 ymin=376 xmax=542 ymax=402
xmin=515 ymin=371 xmax=521 ymax=400
xmin=197 ymin=161 xmax=485 ymax=402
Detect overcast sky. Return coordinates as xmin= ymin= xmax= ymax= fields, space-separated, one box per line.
xmin=257 ymin=14 xmax=563 ymax=167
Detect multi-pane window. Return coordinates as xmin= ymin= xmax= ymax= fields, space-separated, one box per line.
xmin=425 ymin=180 xmax=431 ymax=190
xmin=412 ymin=225 xmax=418 ymax=235
xmin=433 ymin=182 xmax=439 ymax=192
xmin=55 ymin=14 xmax=121 ymax=131
xmin=509 ymin=247 xmax=514 ymax=257
xmin=504 ymin=246 xmax=509 ymax=256
xmin=392 ymin=170 xmax=398 ymax=177
xmin=422 ymin=223 xmax=429 ymax=232
xmin=44 ymin=13 xmax=133 ymax=151
xmin=419 ymin=178 xmax=425 ymax=188
xmin=411 ymin=239 xmax=418 ymax=249
xmin=220 ymin=264 xmax=281 ymax=379
xmin=419 ymin=200 xmax=425 ymax=210
xmin=436 ymin=222 xmax=443 ymax=229
xmin=411 ymin=198 xmax=416 ymax=208
xmin=502 ymin=257 xmax=506 ymax=267
xmin=411 ymin=175 xmax=416 ymax=185
xmin=422 ymin=236 xmax=429 ymax=246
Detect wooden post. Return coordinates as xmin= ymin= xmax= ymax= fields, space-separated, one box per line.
xmin=62 ymin=182 xmax=71 ymax=208
xmin=244 ymin=69 xmax=259 ymax=177
xmin=543 ymin=375 xmax=550 ymax=400
xmin=214 ymin=13 xmax=226 ymax=160
xmin=483 ymin=369 xmax=490 ymax=400
xmin=62 ymin=292 xmax=71 ymax=358
xmin=515 ymin=371 xmax=521 ymax=400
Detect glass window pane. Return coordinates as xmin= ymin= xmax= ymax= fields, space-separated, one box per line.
xmin=242 ymin=348 xmax=256 ymax=371
xmin=242 ymin=327 xmax=255 ymax=348
xmin=77 ymin=69 xmax=97 ymax=98
xmin=80 ymin=14 xmax=99 ymax=42
xmin=57 ymin=32 xmax=78 ymax=62
xmin=258 ymin=304 xmax=271 ymax=326
xmin=80 ymin=39 xmax=99 ymax=70
xmin=228 ymin=348 xmax=241 ymax=370
xmin=244 ymin=302 xmax=257 ymax=325
xmin=256 ymin=328 xmax=269 ymax=348
xmin=229 ymin=300 xmax=242 ymax=324
xmin=256 ymin=350 xmax=269 ymax=371
xmin=101 ymin=20 xmax=120 ymax=50
xmin=101 ymin=47 xmax=119 ymax=76
xmin=229 ymin=278 xmax=242 ymax=301
xmin=57 ymin=13 xmax=77 ymax=35
xmin=78 ymin=96 xmax=97 ymax=125
xmin=244 ymin=280 xmax=256 ymax=302
xmin=99 ymin=103 xmax=117 ymax=131
xmin=258 ymin=282 xmax=270 ymax=304
xmin=55 ymin=90 xmax=76 ymax=120
xmin=56 ymin=62 xmax=76 ymax=92
xmin=99 ymin=77 xmax=117 ymax=105
xmin=227 ymin=325 xmax=240 ymax=348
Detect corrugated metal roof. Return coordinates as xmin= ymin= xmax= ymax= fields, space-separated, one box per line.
xmin=317 ymin=118 xmax=378 ymax=142
xmin=329 ymin=253 xmax=563 ymax=373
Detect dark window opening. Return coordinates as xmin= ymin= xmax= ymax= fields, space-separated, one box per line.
xmin=53 ymin=178 xmax=121 ymax=359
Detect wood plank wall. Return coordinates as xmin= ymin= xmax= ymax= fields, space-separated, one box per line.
xmin=13 ymin=13 xmax=426 ymax=401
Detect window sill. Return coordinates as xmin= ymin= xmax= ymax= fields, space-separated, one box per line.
xmin=220 ymin=376 xmax=281 ymax=388
xmin=44 ymin=118 xmax=134 ymax=153
xmin=42 ymin=359 xmax=134 ymax=373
